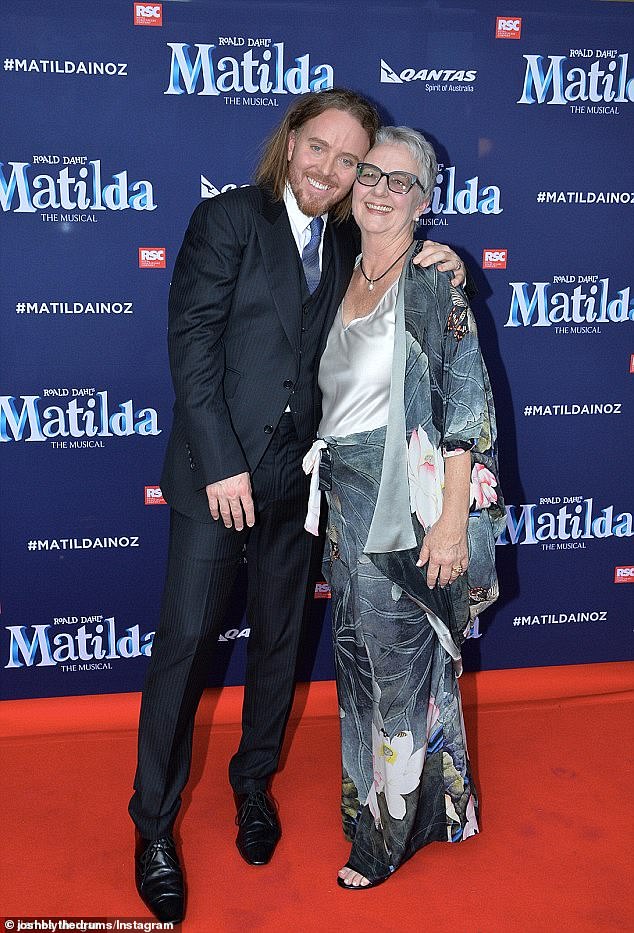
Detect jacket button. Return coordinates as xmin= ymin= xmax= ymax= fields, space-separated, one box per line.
xmin=264 ymin=424 xmax=273 ymax=434
xmin=283 ymin=379 xmax=294 ymax=389
xmin=189 ymin=461 xmax=196 ymax=471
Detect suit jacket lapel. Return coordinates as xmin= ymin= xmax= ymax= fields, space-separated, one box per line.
xmin=254 ymin=188 xmax=303 ymax=355
xmin=316 ymin=219 xmax=353 ymax=358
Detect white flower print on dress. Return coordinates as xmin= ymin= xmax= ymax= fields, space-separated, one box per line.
xmin=427 ymin=695 xmax=441 ymax=734
xmin=469 ymin=462 xmax=498 ymax=509
xmin=367 ymin=721 xmax=425 ymax=822
xmin=407 ymin=426 xmax=444 ymax=530
xmin=463 ymin=793 xmax=479 ymax=839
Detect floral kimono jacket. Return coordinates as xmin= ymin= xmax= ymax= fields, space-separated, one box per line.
xmin=360 ymin=242 xmax=506 ymax=649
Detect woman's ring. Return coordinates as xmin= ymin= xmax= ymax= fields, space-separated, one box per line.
xmin=452 ymin=564 xmax=464 ymax=575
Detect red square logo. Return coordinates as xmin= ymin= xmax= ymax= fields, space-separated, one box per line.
xmin=629 ymin=353 xmax=634 ymax=374
xmin=314 ymin=581 xmax=331 ymax=599
xmin=614 ymin=566 xmax=634 ymax=583
xmin=482 ymin=248 xmax=508 ymax=269
xmin=496 ymin=16 xmax=522 ymax=39
xmin=145 ymin=485 xmax=166 ymax=505
xmin=138 ymin=247 xmax=166 ymax=269
xmin=134 ymin=3 xmax=162 ymax=26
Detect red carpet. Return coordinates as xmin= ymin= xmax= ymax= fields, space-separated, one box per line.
xmin=1 ymin=663 xmax=633 ymax=932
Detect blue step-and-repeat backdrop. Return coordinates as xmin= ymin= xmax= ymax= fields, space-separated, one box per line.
xmin=1 ymin=0 xmax=632 ymax=700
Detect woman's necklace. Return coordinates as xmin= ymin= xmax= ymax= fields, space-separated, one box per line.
xmin=359 ymin=243 xmax=411 ymax=291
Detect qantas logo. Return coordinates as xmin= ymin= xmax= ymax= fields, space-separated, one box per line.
xmin=380 ymin=59 xmax=476 ymax=84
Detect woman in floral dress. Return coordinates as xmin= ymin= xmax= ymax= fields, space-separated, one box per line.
xmin=303 ymin=127 xmax=505 ymax=888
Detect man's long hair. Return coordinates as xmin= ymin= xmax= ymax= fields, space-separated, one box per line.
xmin=255 ymin=87 xmax=380 ymax=223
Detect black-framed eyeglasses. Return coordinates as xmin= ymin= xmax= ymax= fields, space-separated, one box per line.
xmin=356 ymin=162 xmax=423 ymax=195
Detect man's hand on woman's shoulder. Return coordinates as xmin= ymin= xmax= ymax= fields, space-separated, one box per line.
xmin=412 ymin=239 xmax=466 ymax=288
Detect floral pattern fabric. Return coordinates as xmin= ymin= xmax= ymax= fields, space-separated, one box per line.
xmin=364 ymin=254 xmax=505 ymax=646
xmin=407 ymin=426 xmax=444 ymax=530
xmin=321 ymin=255 xmax=504 ymax=881
xmin=324 ymin=432 xmax=479 ymax=881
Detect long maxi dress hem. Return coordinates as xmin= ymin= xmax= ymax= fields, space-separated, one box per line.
xmin=314 ymin=249 xmax=504 ymax=882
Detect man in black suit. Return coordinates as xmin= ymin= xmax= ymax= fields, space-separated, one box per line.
xmin=130 ymin=88 xmax=466 ymax=923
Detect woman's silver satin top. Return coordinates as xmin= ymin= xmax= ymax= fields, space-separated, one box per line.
xmin=318 ymin=280 xmax=397 ymax=438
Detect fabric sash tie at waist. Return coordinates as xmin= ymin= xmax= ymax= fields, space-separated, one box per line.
xmin=302 ymin=439 xmax=327 ymax=535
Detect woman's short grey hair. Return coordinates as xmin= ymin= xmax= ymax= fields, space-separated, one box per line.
xmin=375 ymin=126 xmax=437 ymax=202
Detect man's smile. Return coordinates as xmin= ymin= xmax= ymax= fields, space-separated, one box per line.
xmin=306 ymin=175 xmax=333 ymax=191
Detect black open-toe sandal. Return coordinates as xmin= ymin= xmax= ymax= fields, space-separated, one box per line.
xmin=336 ymin=866 xmax=390 ymax=890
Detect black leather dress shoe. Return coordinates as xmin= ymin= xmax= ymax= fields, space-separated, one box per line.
xmin=235 ymin=790 xmax=281 ymax=865
xmin=135 ymin=833 xmax=184 ymax=924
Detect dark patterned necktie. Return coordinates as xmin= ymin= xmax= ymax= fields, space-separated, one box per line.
xmin=301 ymin=216 xmax=324 ymax=294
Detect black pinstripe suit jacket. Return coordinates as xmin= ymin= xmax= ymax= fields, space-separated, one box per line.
xmin=160 ymin=185 xmax=359 ymax=521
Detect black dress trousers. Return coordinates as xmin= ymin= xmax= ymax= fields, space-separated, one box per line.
xmin=129 ymin=414 xmax=313 ymax=839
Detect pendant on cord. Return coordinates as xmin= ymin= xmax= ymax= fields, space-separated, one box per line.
xmin=359 ymin=243 xmax=411 ymax=293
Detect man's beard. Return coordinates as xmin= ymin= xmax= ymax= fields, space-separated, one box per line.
xmin=287 ymin=165 xmax=343 ymax=217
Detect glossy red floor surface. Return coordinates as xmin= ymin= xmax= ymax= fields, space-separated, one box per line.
xmin=2 ymin=662 xmax=632 ymax=932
